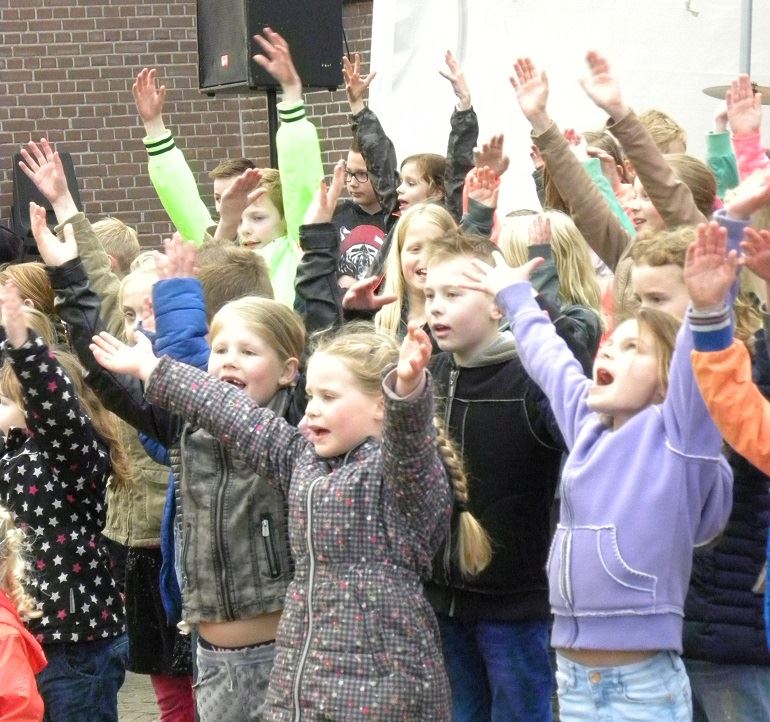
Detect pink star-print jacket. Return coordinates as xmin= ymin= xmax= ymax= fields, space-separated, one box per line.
xmin=0 ymin=333 xmax=125 ymax=645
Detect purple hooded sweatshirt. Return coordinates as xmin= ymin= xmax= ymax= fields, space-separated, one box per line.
xmin=497 ymin=282 xmax=733 ymax=653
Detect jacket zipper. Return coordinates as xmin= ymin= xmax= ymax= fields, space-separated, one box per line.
xmin=444 ymin=366 xmax=459 ymax=613
xmin=261 ymin=514 xmax=281 ymax=578
xmin=560 ymin=473 xmax=574 ymax=610
xmin=292 ymin=475 xmax=324 ymax=722
xmin=214 ymin=444 xmax=234 ymax=619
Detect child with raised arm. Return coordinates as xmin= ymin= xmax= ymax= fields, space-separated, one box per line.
xmin=461 ymin=222 xmax=734 ymax=720
xmin=690 ymin=225 xmax=770 ymax=475
xmin=90 ymin=320 xmax=456 ymax=721
xmin=0 ymin=280 xmax=129 ymax=722
xmin=0 ymin=505 xmax=46 ymax=721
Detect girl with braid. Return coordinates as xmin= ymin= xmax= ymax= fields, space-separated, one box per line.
xmin=89 ymin=320 xmax=482 ymax=721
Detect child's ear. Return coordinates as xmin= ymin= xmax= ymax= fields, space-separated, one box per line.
xmin=490 ymin=301 xmax=503 ymax=322
xmin=107 ymin=255 xmax=119 ymax=272
xmin=279 ymin=357 xmax=300 ymax=387
xmin=373 ymin=394 xmax=385 ymax=423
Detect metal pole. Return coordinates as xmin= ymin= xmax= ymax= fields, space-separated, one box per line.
xmin=739 ymin=0 xmax=752 ymax=74
xmin=266 ymin=87 xmax=279 ymax=168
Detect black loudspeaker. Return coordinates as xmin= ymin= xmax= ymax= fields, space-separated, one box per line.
xmin=197 ymin=0 xmax=343 ymax=95
xmin=11 ymin=152 xmax=83 ymax=258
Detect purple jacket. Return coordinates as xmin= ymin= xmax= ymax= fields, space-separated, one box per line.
xmin=498 ymin=282 xmax=733 ymax=653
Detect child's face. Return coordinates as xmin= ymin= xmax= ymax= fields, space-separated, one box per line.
xmin=213 ymin=176 xmax=238 ymax=215
xmin=588 ymin=319 xmax=665 ymax=428
xmin=121 ymin=272 xmax=158 ymax=345
xmin=304 ymin=352 xmax=384 ymax=458
xmin=208 ymin=322 xmax=296 ymax=406
xmin=239 ymin=194 xmax=285 ymax=251
xmin=425 ymin=255 xmax=501 ymax=364
xmin=399 ymin=219 xmax=441 ymax=294
xmin=625 ymin=177 xmax=665 ymax=233
xmin=345 ymin=151 xmax=379 ymax=211
xmin=397 ymin=161 xmax=433 ymax=212
xmin=0 ymin=392 xmax=25 ymax=437
xmin=631 ymin=263 xmax=689 ymax=320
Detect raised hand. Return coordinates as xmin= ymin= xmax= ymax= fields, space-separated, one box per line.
xmin=90 ymin=330 xmax=160 ymax=382
xmin=528 ymin=215 xmax=552 ymax=246
xmin=342 ymin=276 xmax=397 ymax=312
xmin=342 ymin=52 xmax=376 ymax=114
xmin=253 ymin=28 xmax=301 ymax=102
xmin=460 ymin=251 xmax=544 ymax=298
xmin=726 ymin=73 xmax=762 ymax=137
xmin=724 ymin=167 xmax=770 ymax=219
xmin=439 ymin=50 xmax=471 ymax=111
xmin=564 ymin=128 xmax=589 ymax=162
xmin=473 ymin=134 xmax=509 ymax=176
xmin=214 ymin=168 xmax=264 ymax=242
xmin=18 ymin=139 xmax=77 ymax=219
xmin=510 ymin=58 xmax=551 ymax=134
xmin=683 ymin=221 xmax=740 ymax=310
xmin=395 ymin=321 xmax=432 ymax=396
xmin=741 ymin=227 xmax=770 ymax=282
xmin=580 ymin=51 xmax=629 ymax=122
xmin=467 ymin=167 xmax=499 ymax=209
xmin=304 ymin=159 xmax=345 ymax=225
xmin=0 ymin=282 xmax=29 ymax=350
xmin=155 ymin=234 xmax=197 ymax=280
xmin=586 ymin=145 xmax=622 ymax=192
xmin=132 ymin=68 xmax=166 ymax=136
xmin=29 ymin=202 xmax=78 ymax=267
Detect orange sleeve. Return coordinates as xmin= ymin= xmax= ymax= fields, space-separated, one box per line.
xmin=692 ymin=341 xmax=770 ymax=475
xmin=0 ymin=632 xmax=44 ymax=722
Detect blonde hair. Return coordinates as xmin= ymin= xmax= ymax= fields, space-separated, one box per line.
xmin=375 ymin=204 xmax=457 ymax=337
xmin=118 ymin=266 xmax=159 ymax=308
xmin=129 ymin=250 xmax=157 ymax=273
xmin=638 ymin=109 xmax=687 ymax=153
xmin=636 ymin=307 xmax=681 ymax=393
xmin=91 ymin=217 xmax=140 ymax=276
xmin=312 ymin=323 xmax=491 ymax=576
xmin=209 ymin=297 xmax=305 ymax=371
xmin=257 ymin=168 xmax=284 ymax=220
xmin=209 ymin=158 xmax=256 ymax=180
xmin=22 ymin=307 xmax=57 ymax=347
xmin=0 ymin=348 xmax=131 ymax=491
xmin=0 ymin=506 xmax=40 ymax=620
xmin=0 ymin=263 xmax=55 ymax=317
xmin=498 ymin=211 xmax=602 ymax=313
xmin=665 ymin=154 xmax=716 ymax=218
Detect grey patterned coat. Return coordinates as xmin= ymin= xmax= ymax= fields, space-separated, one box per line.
xmin=146 ymin=356 xmax=453 ymax=721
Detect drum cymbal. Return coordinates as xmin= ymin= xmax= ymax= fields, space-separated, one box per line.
xmin=703 ymin=82 xmax=770 ymax=104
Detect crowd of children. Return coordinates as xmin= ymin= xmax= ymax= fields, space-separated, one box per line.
xmin=3 ymin=23 xmax=770 ymax=722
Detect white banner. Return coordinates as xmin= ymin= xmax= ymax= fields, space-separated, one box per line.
xmin=369 ymin=0 xmax=770 ymax=214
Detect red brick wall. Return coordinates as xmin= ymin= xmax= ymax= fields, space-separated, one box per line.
xmin=0 ymin=0 xmax=373 ymax=246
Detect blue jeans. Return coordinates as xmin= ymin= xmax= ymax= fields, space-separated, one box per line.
xmin=437 ymin=614 xmax=553 ymax=722
xmin=686 ymin=658 xmax=770 ymax=722
xmin=38 ymin=633 xmax=129 ymax=722
xmin=556 ymin=650 xmax=692 ymax=721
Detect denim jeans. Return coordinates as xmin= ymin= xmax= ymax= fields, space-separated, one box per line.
xmin=556 ymin=650 xmax=692 ymax=721
xmin=437 ymin=614 xmax=553 ymax=722
xmin=686 ymin=658 xmax=770 ymax=722
xmin=193 ymin=640 xmax=275 ymax=722
xmin=38 ymin=633 xmax=129 ymax=722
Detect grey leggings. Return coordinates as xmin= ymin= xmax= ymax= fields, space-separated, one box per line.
xmin=193 ymin=639 xmax=275 ymax=722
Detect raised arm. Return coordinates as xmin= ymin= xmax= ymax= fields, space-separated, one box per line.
xmin=91 ymin=336 xmax=307 ymax=498
xmin=344 ymin=53 xmax=399 ymax=217
xmin=382 ymin=324 xmax=452 ymax=550
xmin=2 ymin=282 xmax=106 ymax=505
xmin=132 ymin=67 xmax=214 ymax=244
xmin=581 ymin=51 xmax=705 ymax=228
xmin=726 ymin=73 xmax=769 ymax=180
xmin=511 ymin=58 xmax=634 ymax=271
xmin=440 ymin=51 xmax=478 ymax=222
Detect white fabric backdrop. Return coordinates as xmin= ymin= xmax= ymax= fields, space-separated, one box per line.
xmin=368 ymin=0 xmax=770 ymax=214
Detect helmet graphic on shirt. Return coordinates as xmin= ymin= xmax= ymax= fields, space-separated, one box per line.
xmin=337 ymin=224 xmax=385 ymax=279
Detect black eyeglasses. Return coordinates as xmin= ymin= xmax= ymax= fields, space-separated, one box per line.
xmin=344 ymin=170 xmax=370 ymax=183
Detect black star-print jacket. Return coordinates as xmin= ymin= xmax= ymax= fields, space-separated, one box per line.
xmin=0 ymin=333 xmax=125 ymax=645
